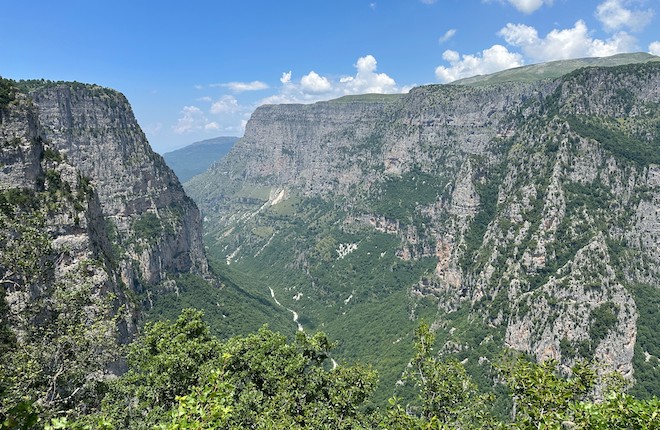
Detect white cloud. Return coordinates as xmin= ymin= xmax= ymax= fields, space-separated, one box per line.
xmin=178 ymin=55 xmax=404 ymax=137
xmin=214 ymin=80 xmax=269 ymax=93
xmin=587 ymin=31 xmax=638 ymax=57
xmin=300 ymin=71 xmax=333 ymax=93
xmin=435 ymin=45 xmax=524 ymax=82
xmin=498 ymin=20 xmax=637 ymax=62
xmin=439 ymin=29 xmax=457 ymax=43
xmin=210 ymin=95 xmax=240 ymax=114
xmin=507 ymin=0 xmax=552 ymax=14
xmin=173 ymin=106 xmax=208 ymax=134
xmin=650 ymin=41 xmax=660 ymax=55
xmin=261 ymin=55 xmax=402 ymax=106
xmin=144 ymin=122 xmax=163 ymax=136
xmin=486 ymin=0 xmax=553 ymax=14
xmin=342 ymin=55 xmax=398 ymax=94
xmin=196 ymin=96 xmax=212 ymax=102
xmin=595 ymin=0 xmax=654 ymax=32
xmin=420 ymin=0 xmax=437 ymax=4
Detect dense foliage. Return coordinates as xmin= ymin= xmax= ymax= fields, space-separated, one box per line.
xmin=3 ymin=311 xmax=658 ymax=429
xmin=0 ymin=187 xmax=121 ymax=429
xmin=0 ymin=78 xmax=15 ymax=112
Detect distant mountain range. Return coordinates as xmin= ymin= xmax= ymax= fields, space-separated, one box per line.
xmin=163 ymin=136 xmax=238 ymax=182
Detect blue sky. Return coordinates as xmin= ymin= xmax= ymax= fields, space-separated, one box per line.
xmin=1 ymin=0 xmax=658 ymax=153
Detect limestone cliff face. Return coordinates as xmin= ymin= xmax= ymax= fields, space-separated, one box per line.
xmin=26 ymin=82 xmax=208 ymax=288
xmin=1 ymin=89 xmax=136 ymax=340
xmin=187 ymin=62 xmax=660 ymax=386
xmin=0 ymin=92 xmax=41 ymax=189
xmin=198 ymin=83 xmax=553 ymax=200
xmin=1 ymin=80 xmax=209 ymax=341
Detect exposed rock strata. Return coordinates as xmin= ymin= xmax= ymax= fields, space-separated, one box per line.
xmin=26 ymin=83 xmax=208 ymax=288
xmin=1 ymin=81 xmax=209 ymax=342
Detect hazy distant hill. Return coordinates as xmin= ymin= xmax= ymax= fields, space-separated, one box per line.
xmin=163 ymin=136 xmax=238 ymax=182
xmin=453 ymin=52 xmax=659 ymax=86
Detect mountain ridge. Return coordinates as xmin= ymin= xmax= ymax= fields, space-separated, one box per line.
xmin=452 ymin=51 xmax=660 ymax=86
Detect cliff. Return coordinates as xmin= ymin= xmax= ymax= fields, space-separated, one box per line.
xmin=25 ymin=81 xmax=208 ymax=287
xmin=1 ymin=79 xmax=209 ymax=343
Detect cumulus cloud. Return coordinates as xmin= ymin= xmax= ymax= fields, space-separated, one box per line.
xmin=439 ymin=29 xmax=457 ymax=43
xmin=177 ymin=55 xmax=404 ymax=138
xmin=210 ymin=95 xmax=240 ymax=114
xmin=300 ymin=71 xmax=333 ymax=93
xmin=341 ymin=55 xmax=398 ymax=94
xmin=486 ymin=0 xmax=553 ymax=14
xmin=214 ymin=80 xmax=269 ymax=93
xmin=435 ymin=45 xmax=524 ymax=82
xmin=260 ymin=55 xmax=402 ymax=105
xmin=507 ymin=0 xmax=553 ymax=14
xmin=498 ymin=20 xmax=637 ymax=62
xmin=650 ymin=41 xmax=660 ymax=55
xmin=595 ymin=0 xmax=654 ymax=32
xmin=173 ymin=106 xmax=211 ymax=134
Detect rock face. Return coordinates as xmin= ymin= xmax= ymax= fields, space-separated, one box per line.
xmin=0 ymin=92 xmax=41 ymax=189
xmin=187 ymin=61 xmax=660 ymax=393
xmin=26 ymin=82 xmax=208 ymax=288
xmin=1 ymin=80 xmax=209 ymax=341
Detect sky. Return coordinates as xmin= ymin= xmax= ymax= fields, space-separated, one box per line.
xmin=1 ymin=0 xmax=659 ymax=153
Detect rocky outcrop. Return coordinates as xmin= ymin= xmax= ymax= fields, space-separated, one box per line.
xmin=0 ymin=93 xmax=42 ymax=189
xmin=1 ymin=80 xmax=209 ymax=341
xmin=25 ymin=82 xmax=208 ymax=288
xmin=1 ymin=89 xmax=135 ymax=340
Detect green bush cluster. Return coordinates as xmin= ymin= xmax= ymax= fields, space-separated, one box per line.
xmin=630 ymin=283 xmax=660 ymax=399
xmin=566 ymin=116 xmax=660 ymax=166
xmin=368 ymin=169 xmax=447 ymax=221
xmin=132 ymin=212 xmax=164 ymax=242
xmin=0 ymin=78 xmax=15 ymax=111
xmin=588 ymin=301 xmax=619 ymax=345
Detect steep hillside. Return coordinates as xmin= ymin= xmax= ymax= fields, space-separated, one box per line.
xmin=162 ymin=136 xmax=238 ymax=182
xmin=1 ymin=76 xmax=253 ymax=418
xmin=186 ymin=61 xmax=660 ymax=401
